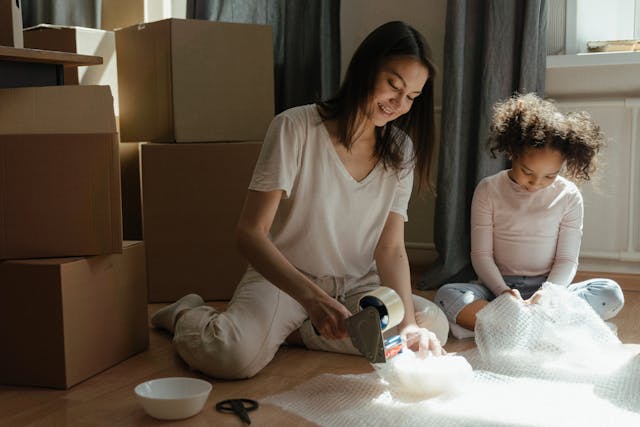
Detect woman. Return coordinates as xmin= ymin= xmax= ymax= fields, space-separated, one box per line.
xmin=152 ymin=21 xmax=449 ymax=379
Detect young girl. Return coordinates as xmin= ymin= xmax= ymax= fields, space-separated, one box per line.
xmin=435 ymin=93 xmax=625 ymax=339
xmin=151 ymin=21 xmax=449 ymax=379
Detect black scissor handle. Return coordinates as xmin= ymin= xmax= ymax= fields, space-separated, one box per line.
xmin=216 ymin=398 xmax=259 ymax=411
xmin=216 ymin=398 xmax=259 ymax=424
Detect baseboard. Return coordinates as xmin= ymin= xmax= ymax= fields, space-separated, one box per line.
xmin=406 ymin=246 xmax=438 ymax=267
xmin=574 ymin=271 xmax=640 ymax=292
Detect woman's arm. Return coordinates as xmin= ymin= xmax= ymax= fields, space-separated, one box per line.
xmin=374 ymin=212 xmax=442 ymax=355
xmin=236 ymin=189 xmax=352 ymax=339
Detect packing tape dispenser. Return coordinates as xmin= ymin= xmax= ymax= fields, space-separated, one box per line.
xmin=345 ymin=287 xmax=405 ymax=363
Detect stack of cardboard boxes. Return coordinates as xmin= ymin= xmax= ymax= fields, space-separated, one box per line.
xmin=0 ymin=1 xmax=273 ymax=389
xmin=0 ymin=85 xmax=148 ymax=388
xmin=0 ymin=3 xmax=143 ymax=390
xmin=21 ymin=22 xmax=142 ymax=240
xmin=115 ymin=18 xmax=274 ymax=301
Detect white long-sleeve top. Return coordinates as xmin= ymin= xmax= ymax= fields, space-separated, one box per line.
xmin=470 ymin=170 xmax=583 ymax=296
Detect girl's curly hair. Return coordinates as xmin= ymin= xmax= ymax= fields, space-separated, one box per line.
xmin=488 ymin=93 xmax=604 ymax=181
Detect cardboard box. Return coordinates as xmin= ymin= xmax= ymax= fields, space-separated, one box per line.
xmin=0 ymin=85 xmax=122 ymax=260
xmin=0 ymin=0 xmax=23 ymax=48
xmin=120 ymin=142 xmax=144 ymax=241
xmin=116 ymin=18 xmax=274 ymax=143
xmin=0 ymin=241 xmax=148 ymax=389
xmin=23 ymin=24 xmax=120 ymax=115
xmin=142 ymin=142 xmax=261 ymax=301
xmin=101 ymin=0 xmax=187 ymax=31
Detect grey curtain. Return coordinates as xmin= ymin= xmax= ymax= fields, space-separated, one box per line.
xmin=22 ymin=0 xmax=101 ymax=28
xmin=191 ymin=0 xmax=340 ymax=113
xmin=419 ymin=0 xmax=548 ymax=290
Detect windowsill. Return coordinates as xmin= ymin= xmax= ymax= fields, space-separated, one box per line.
xmin=545 ymin=52 xmax=640 ymax=98
xmin=547 ymin=51 xmax=640 ymax=68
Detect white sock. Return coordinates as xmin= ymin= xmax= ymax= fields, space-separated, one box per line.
xmin=151 ymin=294 xmax=205 ymax=334
xmin=449 ymin=322 xmax=475 ymax=340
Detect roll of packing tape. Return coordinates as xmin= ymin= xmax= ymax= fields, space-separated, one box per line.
xmin=358 ymin=287 xmax=405 ymax=333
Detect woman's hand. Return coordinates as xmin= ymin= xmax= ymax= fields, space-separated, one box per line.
xmin=305 ymin=294 xmax=352 ymax=340
xmin=401 ymin=324 xmax=444 ymax=357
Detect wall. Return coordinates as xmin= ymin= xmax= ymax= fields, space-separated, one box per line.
xmin=340 ymin=0 xmax=447 ymax=263
xmin=546 ymin=54 xmax=640 ymax=275
xmin=341 ymin=4 xmax=640 ymax=276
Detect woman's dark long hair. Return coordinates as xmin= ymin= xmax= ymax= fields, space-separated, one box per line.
xmin=317 ymin=21 xmax=437 ymax=192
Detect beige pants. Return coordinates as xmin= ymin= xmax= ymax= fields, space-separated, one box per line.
xmin=173 ymin=267 xmax=449 ymax=379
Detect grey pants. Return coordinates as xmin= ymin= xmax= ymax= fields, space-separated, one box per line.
xmin=435 ymin=276 xmax=625 ymax=324
xmin=173 ymin=267 xmax=449 ymax=379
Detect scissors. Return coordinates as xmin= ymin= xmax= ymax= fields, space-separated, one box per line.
xmin=215 ymin=398 xmax=259 ymax=425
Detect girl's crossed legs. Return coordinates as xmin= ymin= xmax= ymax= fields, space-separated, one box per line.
xmin=435 ymin=276 xmax=624 ymax=339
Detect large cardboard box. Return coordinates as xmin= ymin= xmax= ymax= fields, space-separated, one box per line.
xmin=0 ymin=0 xmax=23 ymax=48
xmin=101 ymin=0 xmax=187 ymax=31
xmin=0 ymin=241 xmax=148 ymax=389
xmin=120 ymin=142 xmax=143 ymax=240
xmin=116 ymin=19 xmax=274 ymax=143
xmin=142 ymin=143 xmax=261 ymax=301
xmin=0 ymin=85 xmax=122 ymax=260
xmin=23 ymin=25 xmax=120 ymax=115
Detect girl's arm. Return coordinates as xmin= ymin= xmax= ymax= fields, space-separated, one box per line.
xmin=375 ymin=211 xmax=443 ymax=355
xmin=470 ymin=182 xmax=511 ymax=296
xmin=236 ymin=189 xmax=352 ymax=339
xmin=546 ymin=190 xmax=583 ymax=286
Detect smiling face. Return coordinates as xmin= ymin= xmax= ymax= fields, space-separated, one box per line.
xmin=508 ymin=146 xmax=565 ymax=192
xmin=366 ymin=55 xmax=429 ymax=128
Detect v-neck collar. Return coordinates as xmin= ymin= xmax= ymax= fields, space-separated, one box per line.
xmin=315 ymin=106 xmax=381 ymax=185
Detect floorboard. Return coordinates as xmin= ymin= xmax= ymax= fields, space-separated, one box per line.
xmin=1 ymin=271 xmax=638 ymax=426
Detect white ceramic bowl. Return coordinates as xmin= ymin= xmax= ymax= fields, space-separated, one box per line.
xmin=134 ymin=377 xmax=212 ymax=420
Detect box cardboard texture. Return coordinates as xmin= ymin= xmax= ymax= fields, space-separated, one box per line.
xmin=101 ymin=0 xmax=187 ymax=31
xmin=142 ymin=142 xmax=261 ymax=301
xmin=0 ymin=241 xmax=148 ymax=389
xmin=0 ymin=0 xmax=24 ymax=48
xmin=116 ymin=18 xmax=274 ymax=143
xmin=0 ymin=85 xmax=122 ymax=259
xmin=23 ymin=24 xmax=120 ymax=115
xmin=120 ymin=142 xmax=144 ymax=240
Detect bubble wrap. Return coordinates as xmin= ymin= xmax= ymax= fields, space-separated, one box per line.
xmin=263 ymin=284 xmax=640 ymax=426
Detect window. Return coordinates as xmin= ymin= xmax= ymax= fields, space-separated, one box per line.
xmin=547 ymin=0 xmax=640 ymax=55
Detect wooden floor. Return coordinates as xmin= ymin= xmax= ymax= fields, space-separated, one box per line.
xmin=1 ymin=279 xmax=639 ymax=426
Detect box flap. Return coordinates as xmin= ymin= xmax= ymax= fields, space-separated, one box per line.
xmin=23 ymin=24 xmax=72 ymax=32
xmin=116 ymin=19 xmax=173 ymax=141
xmin=23 ymin=24 xmax=105 ymax=33
xmin=0 ymin=86 xmax=117 ymax=135
xmin=0 ymin=133 xmax=122 ymax=259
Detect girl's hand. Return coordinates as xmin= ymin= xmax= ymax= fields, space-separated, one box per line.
xmin=525 ymin=289 xmax=545 ymax=305
xmin=305 ymin=294 xmax=352 ymax=340
xmin=501 ymin=288 xmax=523 ymax=300
xmin=401 ymin=324 xmax=444 ymax=357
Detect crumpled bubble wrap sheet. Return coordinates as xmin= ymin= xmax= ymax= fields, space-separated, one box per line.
xmin=263 ymin=284 xmax=640 ymax=426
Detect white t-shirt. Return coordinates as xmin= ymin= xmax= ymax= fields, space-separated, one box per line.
xmin=249 ymin=104 xmax=414 ymax=279
xmin=471 ymin=170 xmax=583 ymax=295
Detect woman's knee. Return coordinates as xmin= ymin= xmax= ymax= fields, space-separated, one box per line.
xmin=413 ymin=296 xmax=449 ymax=345
xmin=176 ymin=335 xmax=272 ymax=379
